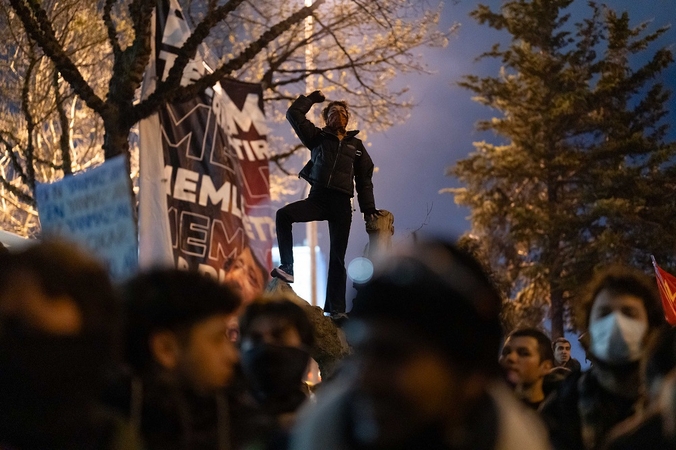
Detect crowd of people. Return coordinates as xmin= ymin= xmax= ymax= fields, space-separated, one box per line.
xmin=1 ymin=237 xmax=676 ymax=450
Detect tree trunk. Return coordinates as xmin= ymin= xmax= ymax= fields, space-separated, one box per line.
xmin=365 ymin=209 xmax=394 ymax=259
xmin=102 ymin=110 xmax=131 ymax=160
xmin=102 ymin=112 xmax=137 ymax=225
xmin=550 ymin=286 xmax=565 ymax=339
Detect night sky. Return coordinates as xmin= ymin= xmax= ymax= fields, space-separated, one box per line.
xmin=369 ymin=0 xmax=676 ymax=240
xmin=273 ymin=0 xmax=676 ymax=310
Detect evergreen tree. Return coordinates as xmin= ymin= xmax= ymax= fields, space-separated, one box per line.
xmin=449 ymin=0 xmax=675 ymax=337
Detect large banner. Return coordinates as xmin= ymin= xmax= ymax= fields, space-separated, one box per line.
xmin=139 ymin=0 xmax=273 ymax=303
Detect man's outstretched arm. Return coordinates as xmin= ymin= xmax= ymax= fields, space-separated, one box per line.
xmin=286 ymin=90 xmax=325 ymax=149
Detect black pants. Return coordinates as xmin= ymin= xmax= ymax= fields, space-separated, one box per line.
xmin=276 ymin=188 xmax=352 ymax=314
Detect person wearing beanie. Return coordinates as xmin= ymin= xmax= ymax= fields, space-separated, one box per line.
xmin=289 ymin=237 xmax=551 ymax=450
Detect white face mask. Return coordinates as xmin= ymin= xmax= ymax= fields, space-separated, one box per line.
xmin=589 ymin=311 xmax=647 ymax=364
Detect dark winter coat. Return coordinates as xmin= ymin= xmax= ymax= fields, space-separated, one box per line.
xmin=560 ymin=358 xmax=582 ymax=373
xmin=604 ymin=412 xmax=676 ymax=450
xmin=540 ymin=370 xmax=639 ymax=450
xmin=103 ymin=369 xmax=246 ymax=450
xmin=286 ymin=95 xmax=376 ymax=213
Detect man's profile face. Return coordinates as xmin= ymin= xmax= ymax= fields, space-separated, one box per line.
xmin=326 ymin=104 xmax=348 ymax=130
xmin=499 ymin=336 xmax=550 ymax=387
xmin=178 ymin=313 xmax=239 ymax=394
xmin=346 ymin=320 xmax=465 ymax=447
xmin=554 ymin=342 xmax=571 ymax=365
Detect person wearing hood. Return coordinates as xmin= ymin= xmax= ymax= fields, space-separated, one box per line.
xmin=271 ymin=90 xmax=381 ymax=321
xmin=237 ymin=295 xmax=314 ymax=449
xmin=290 ymin=237 xmax=551 ymax=450
xmin=540 ymin=265 xmax=666 ymax=450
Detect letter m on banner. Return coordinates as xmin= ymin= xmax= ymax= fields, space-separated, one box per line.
xmin=651 ymin=256 xmax=676 ymax=326
xmin=138 ymin=0 xmax=272 ymax=303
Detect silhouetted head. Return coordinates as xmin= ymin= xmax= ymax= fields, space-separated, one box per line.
xmin=346 ymin=237 xmax=503 ymax=447
xmin=123 ymin=269 xmax=241 ymax=393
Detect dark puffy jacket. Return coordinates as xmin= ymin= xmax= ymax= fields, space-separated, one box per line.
xmin=286 ymin=95 xmax=376 ymax=213
xmin=540 ymin=370 xmax=638 ymax=450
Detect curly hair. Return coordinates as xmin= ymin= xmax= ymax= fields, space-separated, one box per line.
xmin=321 ymin=101 xmax=349 ymax=125
xmin=576 ymin=265 xmax=665 ymax=335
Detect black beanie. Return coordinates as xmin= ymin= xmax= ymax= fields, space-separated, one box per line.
xmin=351 ymin=238 xmax=503 ymax=375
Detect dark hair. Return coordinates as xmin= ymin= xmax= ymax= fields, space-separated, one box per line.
xmin=122 ymin=269 xmax=241 ymax=372
xmin=552 ymin=337 xmax=570 ymax=351
xmin=351 ymin=237 xmax=503 ymax=375
xmin=239 ymin=295 xmax=314 ymax=348
xmin=321 ymin=101 xmax=349 ymax=125
xmin=508 ymin=328 xmax=554 ymax=364
xmin=576 ymin=265 xmax=665 ymax=334
xmin=0 ymin=240 xmax=118 ymax=338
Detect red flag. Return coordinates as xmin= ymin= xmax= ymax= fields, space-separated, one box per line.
xmin=652 ymin=256 xmax=676 ymax=326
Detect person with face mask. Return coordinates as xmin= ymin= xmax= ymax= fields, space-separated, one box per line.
xmin=237 ymin=295 xmax=315 ymax=449
xmin=272 ymin=90 xmax=381 ymax=322
xmin=540 ymin=266 xmax=666 ymax=450
xmin=604 ymin=326 xmax=676 ymax=449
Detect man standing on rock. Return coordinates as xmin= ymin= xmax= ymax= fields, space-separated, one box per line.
xmin=272 ymin=90 xmax=380 ymax=322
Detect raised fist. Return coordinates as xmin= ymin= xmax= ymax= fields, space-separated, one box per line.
xmin=307 ymin=90 xmax=326 ymax=103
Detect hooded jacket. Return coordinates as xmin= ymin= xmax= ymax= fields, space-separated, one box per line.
xmin=286 ymin=95 xmax=376 ymax=213
xmin=290 ymin=380 xmax=552 ymax=450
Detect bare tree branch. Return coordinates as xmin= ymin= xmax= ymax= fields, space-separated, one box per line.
xmin=134 ymin=0 xmax=326 ymax=122
xmin=140 ymin=0 xmax=246 ymax=114
xmin=0 ymin=134 xmax=29 ymax=187
xmin=53 ymin=70 xmax=72 ymax=176
xmin=8 ymin=0 xmax=106 ymax=114
xmin=102 ymin=0 xmax=122 ymax=58
xmin=21 ymin=49 xmax=37 ymax=192
xmin=0 ymin=173 xmax=35 ymax=206
xmin=269 ymin=143 xmax=304 ymax=176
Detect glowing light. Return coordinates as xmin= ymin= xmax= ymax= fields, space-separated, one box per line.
xmin=347 ymin=257 xmax=374 ymax=284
